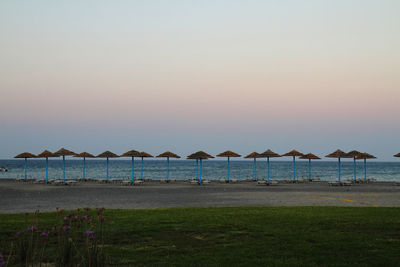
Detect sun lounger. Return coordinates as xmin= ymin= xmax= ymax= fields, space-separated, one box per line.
xmin=230 ymin=179 xmax=238 ymax=183
xmin=284 ymin=179 xmax=292 ymax=183
xmin=328 ymin=182 xmax=340 ymax=186
xmin=270 ymin=180 xmax=279 ymax=185
xmin=144 ymin=178 xmax=152 ymax=182
xmin=257 ymin=180 xmax=267 ymax=185
xmin=133 ymin=180 xmax=143 ymax=185
xmin=190 ymin=180 xmax=199 ymax=185
xmin=219 ymin=179 xmax=226 ymax=183
xmin=202 ymin=180 xmax=210 ymax=184
xmin=312 ymin=177 xmax=320 ymax=182
xmin=121 ymin=180 xmax=131 ymax=186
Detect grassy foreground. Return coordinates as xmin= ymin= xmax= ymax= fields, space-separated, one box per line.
xmin=0 ymin=207 xmax=399 ymax=266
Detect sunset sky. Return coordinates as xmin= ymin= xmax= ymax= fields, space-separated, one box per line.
xmin=1 ymin=0 xmax=399 ymax=160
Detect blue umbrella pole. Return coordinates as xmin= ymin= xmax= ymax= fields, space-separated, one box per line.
xmin=141 ymin=157 xmax=144 ymax=179
xmin=131 ymin=157 xmax=135 ymax=183
xmin=196 ymin=159 xmax=199 ymax=180
xmin=45 ymin=157 xmax=49 ymax=183
xmin=24 ymin=158 xmax=27 ymax=179
xmin=166 ymin=157 xmax=170 ymax=181
xmin=364 ymin=158 xmax=367 ymax=180
xmin=253 ymin=158 xmax=257 ymax=181
xmin=308 ymin=159 xmax=311 ymax=180
xmin=62 ymin=155 xmax=66 ymax=184
xmin=199 ymin=159 xmax=203 ymax=185
xmin=338 ymin=158 xmax=341 ymax=184
xmin=227 ymin=157 xmax=230 ymax=182
xmin=83 ymin=157 xmax=86 ymax=179
xmin=106 ymin=157 xmax=109 ymax=181
xmin=267 ymin=157 xmax=270 ymax=185
xmin=353 ymin=157 xmax=357 ymax=183
xmin=293 ymin=156 xmax=296 ymax=182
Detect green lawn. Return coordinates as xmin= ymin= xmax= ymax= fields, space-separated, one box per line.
xmin=0 ymin=207 xmax=399 ymax=266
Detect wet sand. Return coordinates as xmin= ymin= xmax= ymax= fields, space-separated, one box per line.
xmin=0 ymin=180 xmax=399 ymax=213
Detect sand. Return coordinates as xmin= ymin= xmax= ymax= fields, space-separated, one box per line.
xmin=0 ymin=179 xmax=399 ymax=213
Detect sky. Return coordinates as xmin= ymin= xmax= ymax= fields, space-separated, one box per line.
xmin=0 ymin=0 xmax=399 ymax=160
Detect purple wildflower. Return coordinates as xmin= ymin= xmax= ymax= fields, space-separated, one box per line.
xmin=0 ymin=253 xmax=5 ymax=266
xmin=73 ymin=215 xmax=78 ymax=221
xmin=63 ymin=217 xmax=68 ymax=222
xmin=40 ymin=231 xmax=49 ymax=239
xmin=68 ymin=212 xmax=73 ymax=217
xmin=62 ymin=225 xmax=71 ymax=232
xmin=99 ymin=215 xmax=105 ymax=223
xmin=27 ymin=225 xmax=38 ymax=232
xmin=85 ymin=230 xmax=96 ymax=239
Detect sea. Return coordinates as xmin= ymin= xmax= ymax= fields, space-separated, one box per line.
xmin=0 ymin=159 xmax=399 ymax=182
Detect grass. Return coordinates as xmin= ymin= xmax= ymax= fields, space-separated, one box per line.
xmin=0 ymin=207 xmax=399 ymax=266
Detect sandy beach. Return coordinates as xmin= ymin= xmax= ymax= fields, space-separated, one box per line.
xmin=0 ymin=179 xmax=399 ymax=213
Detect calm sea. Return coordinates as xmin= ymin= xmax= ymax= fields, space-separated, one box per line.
xmin=1 ymin=159 xmax=399 ymax=182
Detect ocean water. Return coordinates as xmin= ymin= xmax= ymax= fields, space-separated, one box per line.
xmin=1 ymin=159 xmax=399 ymax=182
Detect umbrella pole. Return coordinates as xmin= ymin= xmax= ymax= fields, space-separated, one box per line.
xmin=199 ymin=159 xmax=202 ymax=185
xmin=267 ymin=157 xmax=270 ymax=185
xmin=167 ymin=157 xmax=170 ymax=182
xmin=46 ymin=157 xmax=48 ymax=183
xmin=132 ymin=157 xmax=135 ymax=183
xmin=293 ymin=156 xmax=296 ymax=182
xmin=141 ymin=157 xmax=144 ymax=179
xmin=83 ymin=157 xmax=86 ymax=180
xmin=63 ymin=155 xmax=66 ymax=184
xmin=308 ymin=159 xmax=311 ymax=180
xmin=227 ymin=157 xmax=230 ymax=182
xmin=353 ymin=157 xmax=357 ymax=183
xmin=253 ymin=158 xmax=256 ymax=181
xmin=24 ymin=158 xmax=27 ymax=179
xmin=106 ymin=157 xmax=109 ymax=182
xmin=338 ymin=158 xmax=341 ymax=184
xmin=196 ymin=159 xmax=199 ymax=181
xmin=364 ymin=158 xmax=367 ymax=180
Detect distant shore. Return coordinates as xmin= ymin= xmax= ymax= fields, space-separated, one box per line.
xmin=0 ymin=179 xmax=399 ymax=213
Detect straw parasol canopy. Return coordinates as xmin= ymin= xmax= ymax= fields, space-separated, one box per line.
xmin=394 ymin=153 xmax=400 ymax=158
xmin=260 ymin=149 xmax=281 ymax=158
xmin=15 ymin=152 xmax=37 ymax=158
xmin=74 ymin=152 xmax=95 ymax=158
xmin=54 ymin=148 xmax=76 ymax=157
xmin=244 ymin=152 xmax=262 ymax=159
xmin=217 ymin=151 xmax=241 ymax=158
xmin=37 ymin=150 xmax=58 ymax=158
xmin=300 ymin=153 xmax=321 ymax=160
xmin=325 ymin=149 xmax=347 ymax=158
xmin=187 ymin=151 xmax=214 ymax=160
xmin=282 ymin=150 xmax=303 ymax=157
xmin=157 ymin=151 xmax=181 ymax=158
xmin=356 ymin=152 xmax=376 ymax=159
xmin=343 ymin=150 xmax=362 ymax=158
xmin=121 ymin=150 xmax=142 ymax=157
xmin=97 ymin=151 xmax=119 ymax=158
xmin=139 ymin=151 xmax=153 ymax=158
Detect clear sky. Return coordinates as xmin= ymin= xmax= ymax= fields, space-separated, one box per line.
xmin=0 ymin=0 xmax=399 ymax=160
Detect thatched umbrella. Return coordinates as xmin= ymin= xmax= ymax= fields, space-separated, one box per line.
xmin=14 ymin=152 xmax=37 ymax=179
xmin=187 ymin=151 xmax=214 ymax=184
xmin=282 ymin=150 xmax=304 ymax=182
xmin=73 ymin=152 xmax=95 ymax=180
xmin=325 ymin=149 xmax=347 ymax=184
xmin=356 ymin=152 xmax=376 ymax=180
xmin=343 ymin=150 xmax=362 ymax=183
xmin=394 ymin=153 xmax=400 ymax=158
xmin=139 ymin=151 xmax=153 ymax=179
xmin=96 ymin=151 xmax=119 ymax=181
xmin=259 ymin=149 xmax=281 ymax=185
xmin=121 ymin=150 xmax=142 ymax=182
xmin=37 ymin=150 xmax=58 ymax=183
xmin=157 ymin=151 xmax=181 ymax=182
xmin=244 ymin=152 xmax=262 ymax=181
xmin=216 ymin=151 xmax=241 ymax=182
xmin=299 ymin=153 xmax=321 ymax=180
xmin=54 ymin=148 xmax=76 ymax=184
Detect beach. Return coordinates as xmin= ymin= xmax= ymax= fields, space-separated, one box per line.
xmin=1 ymin=179 xmax=399 ymax=213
